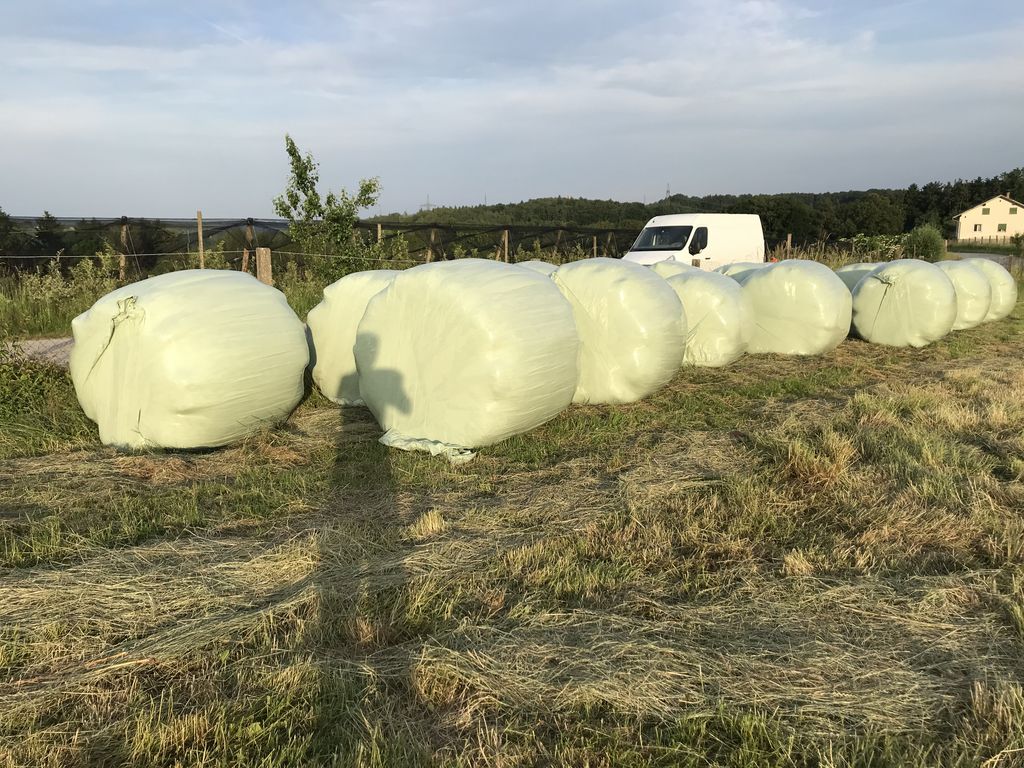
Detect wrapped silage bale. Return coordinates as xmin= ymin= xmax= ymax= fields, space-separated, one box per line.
xmin=552 ymin=257 xmax=685 ymax=403
xmin=664 ymin=270 xmax=753 ymax=367
xmin=743 ymin=260 xmax=852 ymax=355
xmin=70 ymin=270 xmax=308 ymax=450
xmin=716 ymin=262 xmax=768 ymax=283
xmin=355 ymin=259 xmax=578 ymax=462
xmin=962 ymin=258 xmax=1018 ymax=322
xmin=651 ymin=260 xmax=699 ymax=279
xmin=935 ymin=261 xmax=992 ymax=330
xmin=516 ymin=260 xmax=558 ymax=276
xmin=835 ymin=262 xmax=880 ymax=292
xmin=851 ymin=260 xmax=957 ymax=347
xmin=306 ymin=270 xmax=398 ymax=405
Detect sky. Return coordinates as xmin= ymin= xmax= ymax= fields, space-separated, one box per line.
xmin=1 ymin=0 xmax=1022 ymax=217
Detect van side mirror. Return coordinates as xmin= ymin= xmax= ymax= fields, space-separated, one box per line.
xmin=689 ymin=227 xmax=708 ymax=255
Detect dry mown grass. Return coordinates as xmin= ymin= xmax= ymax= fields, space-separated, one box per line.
xmin=2 ymin=299 xmax=1024 ymax=767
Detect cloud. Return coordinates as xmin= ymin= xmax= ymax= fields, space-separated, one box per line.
xmin=0 ymin=0 xmax=1022 ymax=215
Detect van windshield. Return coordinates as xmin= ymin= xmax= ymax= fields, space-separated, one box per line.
xmin=629 ymin=225 xmax=693 ymax=252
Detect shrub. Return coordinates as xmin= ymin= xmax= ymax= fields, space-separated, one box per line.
xmin=0 ymin=247 xmax=121 ymax=336
xmin=837 ymin=233 xmax=906 ymax=261
xmin=903 ymin=224 xmax=945 ymax=262
xmin=0 ymin=327 xmax=95 ymax=457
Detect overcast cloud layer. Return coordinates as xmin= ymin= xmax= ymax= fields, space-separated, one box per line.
xmin=2 ymin=0 xmax=1022 ymax=217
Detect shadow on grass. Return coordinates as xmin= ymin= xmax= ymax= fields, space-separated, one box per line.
xmin=308 ymin=333 xmax=436 ymax=764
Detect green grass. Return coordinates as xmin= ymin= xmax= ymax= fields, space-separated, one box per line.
xmin=0 ymin=261 xmax=328 ymax=337
xmin=0 ymin=340 xmax=95 ymax=458
xmin=0 ymin=273 xmax=114 ymax=338
xmin=1 ymin=296 xmax=1024 ymax=767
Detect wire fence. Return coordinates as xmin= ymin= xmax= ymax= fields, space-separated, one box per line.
xmin=1 ymin=215 xmax=641 ymax=270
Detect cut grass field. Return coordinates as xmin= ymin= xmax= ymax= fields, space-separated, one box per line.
xmin=2 ymin=295 xmax=1024 ymax=767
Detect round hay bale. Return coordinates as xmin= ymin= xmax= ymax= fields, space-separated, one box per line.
xmin=851 ymin=259 xmax=957 ymax=347
xmin=716 ymin=261 xmax=769 ymax=283
xmin=935 ymin=261 xmax=992 ymax=330
xmin=665 ymin=270 xmax=752 ymax=367
xmin=355 ymin=259 xmax=579 ymax=460
xmin=743 ymin=260 xmax=851 ymax=355
xmin=835 ymin=262 xmax=881 ymax=292
xmin=553 ymin=257 xmax=685 ymax=404
xmin=70 ymin=270 xmax=308 ymax=449
xmin=650 ymin=260 xmax=699 ymax=279
xmin=306 ymin=269 xmax=399 ymax=405
xmin=962 ymin=258 xmax=1018 ymax=322
xmin=516 ymin=260 xmax=558 ymax=276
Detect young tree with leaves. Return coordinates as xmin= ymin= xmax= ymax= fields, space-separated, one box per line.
xmin=273 ymin=135 xmax=380 ymax=283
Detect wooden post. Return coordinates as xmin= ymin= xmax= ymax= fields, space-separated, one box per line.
xmin=554 ymin=229 xmax=563 ymax=259
xmin=119 ymin=216 xmax=128 ymax=281
xmin=503 ymin=229 xmax=510 ymax=262
xmin=197 ymin=210 xmax=205 ymax=268
xmin=242 ymin=217 xmax=254 ymax=273
xmin=376 ymin=223 xmax=383 ymax=243
xmin=255 ymin=247 xmax=272 ymax=286
xmin=786 ymin=233 xmax=792 ymax=256
xmin=592 ymin=235 xmax=598 ymax=259
xmin=426 ymin=228 xmax=437 ymax=262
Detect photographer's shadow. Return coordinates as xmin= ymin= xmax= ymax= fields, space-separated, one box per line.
xmin=309 ymin=331 xmax=427 ymax=760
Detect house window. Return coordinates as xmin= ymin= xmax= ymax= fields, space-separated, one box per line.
xmin=1011 ymin=207 xmax=1019 ymax=214
xmin=974 ymin=224 xmax=983 ymax=232
xmin=998 ymin=223 xmax=1007 ymax=232
xmin=982 ymin=207 xmax=991 ymax=215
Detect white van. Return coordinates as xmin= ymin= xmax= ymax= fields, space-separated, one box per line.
xmin=621 ymin=214 xmax=766 ymax=271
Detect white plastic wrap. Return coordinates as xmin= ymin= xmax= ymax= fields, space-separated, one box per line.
xmin=835 ymin=262 xmax=880 ymax=292
xmin=552 ymin=257 xmax=685 ymax=403
xmin=716 ymin=262 xmax=768 ymax=283
xmin=743 ymin=260 xmax=852 ymax=355
xmin=851 ymin=260 xmax=957 ymax=347
xmin=306 ymin=270 xmax=398 ymax=405
xmin=355 ymin=259 xmax=579 ymax=462
xmin=665 ymin=270 xmax=753 ymax=367
xmin=651 ymin=260 xmax=699 ymax=279
xmin=962 ymin=258 xmax=1018 ymax=322
xmin=935 ymin=261 xmax=992 ymax=330
xmin=516 ymin=260 xmax=558 ymax=276
xmin=70 ymin=270 xmax=308 ymax=449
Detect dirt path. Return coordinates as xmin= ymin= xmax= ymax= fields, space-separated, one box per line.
xmin=951 ymin=251 xmax=1022 ymax=271
xmin=6 ymin=337 xmax=73 ymax=368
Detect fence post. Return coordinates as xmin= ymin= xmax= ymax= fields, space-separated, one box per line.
xmin=592 ymin=235 xmax=598 ymax=259
xmin=376 ymin=223 xmax=383 ymax=243
xmin=119 ymin=216 xmax=128 ymax=281
xmin=786 ymin=233 xmax=792 ymax=257
xmin=426 ymin=228 xmax=437 ymax=262
xmin=255 ymin=247 xmax=273 ymax=286
xmin=197 ymin=210 xmax=205 ymax=269
xmin=503 ymin=229 xmax=510 ymax=262
xmin=242 ymin=218 xmax=254 ymax=273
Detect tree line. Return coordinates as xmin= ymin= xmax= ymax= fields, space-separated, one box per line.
xmin=3 ymin=166 xmax=1022 ymax=263
xmin=384 ymin=167 xmax=1024 ymax=245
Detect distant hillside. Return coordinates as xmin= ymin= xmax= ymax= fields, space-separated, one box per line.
xmin=380 ymin=168 xmax=1024 ymax=244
